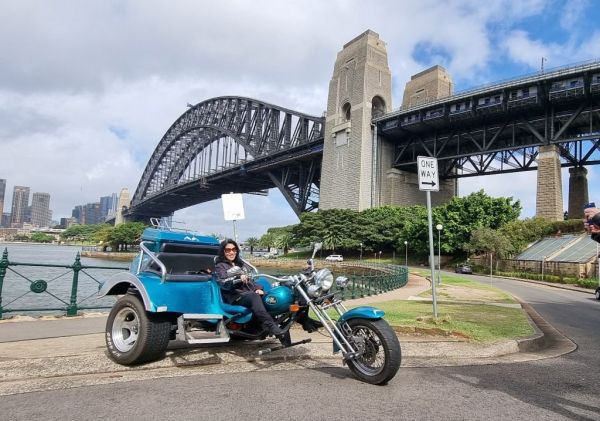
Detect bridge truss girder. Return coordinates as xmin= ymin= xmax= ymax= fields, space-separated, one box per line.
xmin=129 ymin=96 xmax=324 ymax=219
xmin=382 ymin=99 xmax=600 ymax=178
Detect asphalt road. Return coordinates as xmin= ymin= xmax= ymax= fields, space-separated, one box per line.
xmin=1 ymin=275 xmax=599 ymax=421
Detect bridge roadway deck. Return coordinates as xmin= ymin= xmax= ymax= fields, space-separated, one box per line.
xmin=0 ymin=274 xmax=576 ymax=396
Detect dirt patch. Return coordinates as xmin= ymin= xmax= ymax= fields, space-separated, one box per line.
xmin=431 ymin=284 xmax=507 ymax=302
xmin=393 ymin=326 xmax=471 ymax=340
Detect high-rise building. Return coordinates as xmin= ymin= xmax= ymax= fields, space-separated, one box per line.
xmin=99 ymin=195 xmax=114 ymax=220
xmin=1 ymin=213 xmax=10 ymax=228
xmin=84 ymin=202 xmax=102 ymax=225
xmin=31 ymin=192 xmax=52 ymax=227
xmin=72 ymin=205 xmax=84 ymax=224
xmin=0 ymin=179 xmax=6 ymax=226
xmin=10 ymin=186 xmax=30 ymax=228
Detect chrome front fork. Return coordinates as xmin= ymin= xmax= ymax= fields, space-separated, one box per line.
xmin=295 ymin=285 xmax=358 ymax=358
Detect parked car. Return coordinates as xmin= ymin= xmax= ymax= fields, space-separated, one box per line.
xmin=455 ymin=263 xmax=473 ymax=274
xmin=595 ymin=286 xmax=600 ymax=301
xmin=325 ymin=254 xmax=344 ymax=262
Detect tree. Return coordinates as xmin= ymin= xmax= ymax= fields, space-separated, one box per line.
xmin=274 ymin=232 xmax=292 ymax=255
xmin=499 ymin=217 xmax=553 ymax=256
xmin=109 ymin=222 xmax=146 ymax=251
xmin=30 ymin=232 xmax=53 ymax=243
xmin=436 ymin=190 xmax=521 ymax=254
xmin=60 ymin=224 xmax=106 ymax=243
xmin=466 ymin=227 xmax=512 ymax=259
xmin=245 ymin=237 xmax=259 ymax=254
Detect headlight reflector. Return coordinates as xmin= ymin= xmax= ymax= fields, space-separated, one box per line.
xmin=314 ymin=268 xmax=334 ymax=292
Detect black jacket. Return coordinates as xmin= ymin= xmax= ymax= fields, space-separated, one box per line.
xmin=215 ymin=261 xmax=262 ymax=303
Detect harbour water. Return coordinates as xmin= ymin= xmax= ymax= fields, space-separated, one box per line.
xmin=0 ymin=243 xmax=129 ymax=317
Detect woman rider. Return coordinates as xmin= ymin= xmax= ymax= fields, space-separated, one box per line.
xmin=214 ymin=239 xmax=284 ymax=337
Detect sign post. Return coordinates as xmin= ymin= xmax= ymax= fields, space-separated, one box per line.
xmin=417 ymin=156 xmax=439 ymax=318
xmin=221 ymin=193 xmax=245 ymax=243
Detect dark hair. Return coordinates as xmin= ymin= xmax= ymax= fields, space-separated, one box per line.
xmin=216 ymin=239 xmax=244 ymax=265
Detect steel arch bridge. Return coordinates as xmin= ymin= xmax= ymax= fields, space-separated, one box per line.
xmin=127 ymin=96 xmax=324 ymax=220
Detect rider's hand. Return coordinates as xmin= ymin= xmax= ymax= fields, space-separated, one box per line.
xmin=255 ymin=289 xmax=264 ymax=296
xmin=240 ymin=274 xmax=249 ymax=283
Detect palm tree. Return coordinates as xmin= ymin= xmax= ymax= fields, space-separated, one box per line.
xmin=246 ymin=237 xmax=259 ymax=255
xmin=323 ymin=228 xmax=342 ymax=252
xmin=275 ymin=232 xmax=292 ymax=255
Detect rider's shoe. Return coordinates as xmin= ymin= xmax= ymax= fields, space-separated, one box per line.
xmin=263 ymin=321 xmax=285 ymax=337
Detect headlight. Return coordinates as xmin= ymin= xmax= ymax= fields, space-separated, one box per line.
xmin=314 ymin=268 xmax=334 ymax=292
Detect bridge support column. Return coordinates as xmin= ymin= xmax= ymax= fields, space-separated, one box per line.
xmin=379 ymin=65 xmax=456 ymax=208
xmin=568 ymin=166 xmax=588 ymax=220
xmin=536 ymin=145 xmax=563 ymax=221
xmin=320 ymin=30 xmax=392 ymax=211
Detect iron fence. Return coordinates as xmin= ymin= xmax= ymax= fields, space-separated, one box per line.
xmin=246 ymin=257 xmax=409 ymax=300
xmin=0 ymin=251 xmax=409 ymax=319
xmin=0 ymin=248 xmax=128 ymax=319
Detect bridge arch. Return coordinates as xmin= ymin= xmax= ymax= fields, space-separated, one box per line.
xmin=129 ymin=96 xmax=324 ymax=220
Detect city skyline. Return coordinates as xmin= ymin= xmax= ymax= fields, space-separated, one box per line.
xmin=0 ymin=176 xmax=120 ymax=228
xmin=1 ymin=1 xmax=599 ymax=238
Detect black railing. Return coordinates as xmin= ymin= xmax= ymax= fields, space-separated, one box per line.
xmin=0 ymin=248 xmax=128 ymax=319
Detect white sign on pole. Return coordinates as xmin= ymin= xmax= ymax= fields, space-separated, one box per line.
xmin=221 ymin=193 xmax=245 ymax=221
xmin=417 ymin=156 xmax=439 ymax=192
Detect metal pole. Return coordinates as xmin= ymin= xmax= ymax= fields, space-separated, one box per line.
xmin=426 ymin=191 xmax=438 ymax=317
xmin=490 ymin=253 xmax=493 ymax=286
xmin=541 ymin=256 xmax=545 ymax=282
xmin=232 ymin=220 xmax=238 ymax=244
xmin=404 ymin=241 xmax=408 ymax=267
xmin=438 ymin=230 xmax=441 ymax=285
xmin=0 ymin=248 xmax=7 ymax=319
xmin=67 ymin=253 xmax=82 ymax=316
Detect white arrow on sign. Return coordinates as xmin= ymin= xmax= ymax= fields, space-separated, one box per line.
xmin=417 ymin=156 xmax=439 ymax=192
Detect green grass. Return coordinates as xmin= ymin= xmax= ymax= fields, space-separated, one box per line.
xmin=360 ymin=300 xmax=533 ymax=342
xmin=331 ymin=269 xmax=534 ymax=343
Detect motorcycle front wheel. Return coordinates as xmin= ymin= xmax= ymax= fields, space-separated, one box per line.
xmin=344 ymin=318 xmax=401 ymax=385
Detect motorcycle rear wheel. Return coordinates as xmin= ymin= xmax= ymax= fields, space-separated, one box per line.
xmin=344 ymin=318 xmax=401 ymax=385
xmin=105 ymin=294 xmax=172 ymax=365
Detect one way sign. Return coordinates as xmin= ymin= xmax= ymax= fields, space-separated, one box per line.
xmin=417 ymin=156 xmax=439 ymax=192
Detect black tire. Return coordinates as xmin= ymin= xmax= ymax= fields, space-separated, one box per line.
xmin=595 ymin=288 xmax=600 ymax=301
xmin=105 ymin=294 xmax=172 ymax=365
xmin=343 ymin=318 xmax=401 ymax=385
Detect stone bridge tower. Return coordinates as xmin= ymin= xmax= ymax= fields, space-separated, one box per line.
xmin=320 ymin=31 xmax=457 ymax=211
xmin=320 ymin=30 xmax=392 ymax=211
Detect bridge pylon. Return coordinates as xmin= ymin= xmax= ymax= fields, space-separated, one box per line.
xmin=320 ymin=30 xmax=392 ymax=211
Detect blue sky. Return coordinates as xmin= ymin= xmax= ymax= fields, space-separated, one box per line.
xmin=1 ymin=0 xmax=599 ymax=239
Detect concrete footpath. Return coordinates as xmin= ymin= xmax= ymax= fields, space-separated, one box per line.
xmin=0 ymin=274 xmax=577 ymax=396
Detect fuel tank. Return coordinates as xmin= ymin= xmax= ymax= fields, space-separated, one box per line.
xmin=262 ymin=285 xmax=294 ymax=314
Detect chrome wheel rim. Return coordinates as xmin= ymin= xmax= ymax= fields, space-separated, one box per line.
xmin=112 ymin=307 xmax=140 ymax=352
xmin=347 ymin=323 xmax=385 ymax=376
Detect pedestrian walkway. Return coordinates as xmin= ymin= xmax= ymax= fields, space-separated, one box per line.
xmin=0 ymin=273 xmax=575 ymax=396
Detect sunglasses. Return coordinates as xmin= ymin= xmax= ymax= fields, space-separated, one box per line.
xmin=224 ymin=247 xmax=237 ymax=252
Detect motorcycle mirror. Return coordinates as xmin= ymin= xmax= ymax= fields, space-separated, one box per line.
xmin=311 ymin=242 xmax=322 ymax=259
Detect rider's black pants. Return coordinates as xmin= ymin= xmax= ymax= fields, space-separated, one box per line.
xmin=236 ymin=292 xmax=276 ymax=327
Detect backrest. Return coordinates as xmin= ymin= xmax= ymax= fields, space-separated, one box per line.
xmin=156 ymin=252 xmax=216 ymax=274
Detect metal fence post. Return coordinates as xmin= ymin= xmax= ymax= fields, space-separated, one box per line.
xmin=0 ymin=248 xmax=8 ymax=319
xmin=67 ymin=253 xmax=82 ymax=316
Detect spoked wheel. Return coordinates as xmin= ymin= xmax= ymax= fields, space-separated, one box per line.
xmin=343 ymin=318 xmax=401 ymax=385
xmin=105 ymin=294 xmax=172 ymax=365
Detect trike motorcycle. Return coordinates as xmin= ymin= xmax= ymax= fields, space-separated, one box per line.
xmin=98 ymin=225 xmax=401 ymax=384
